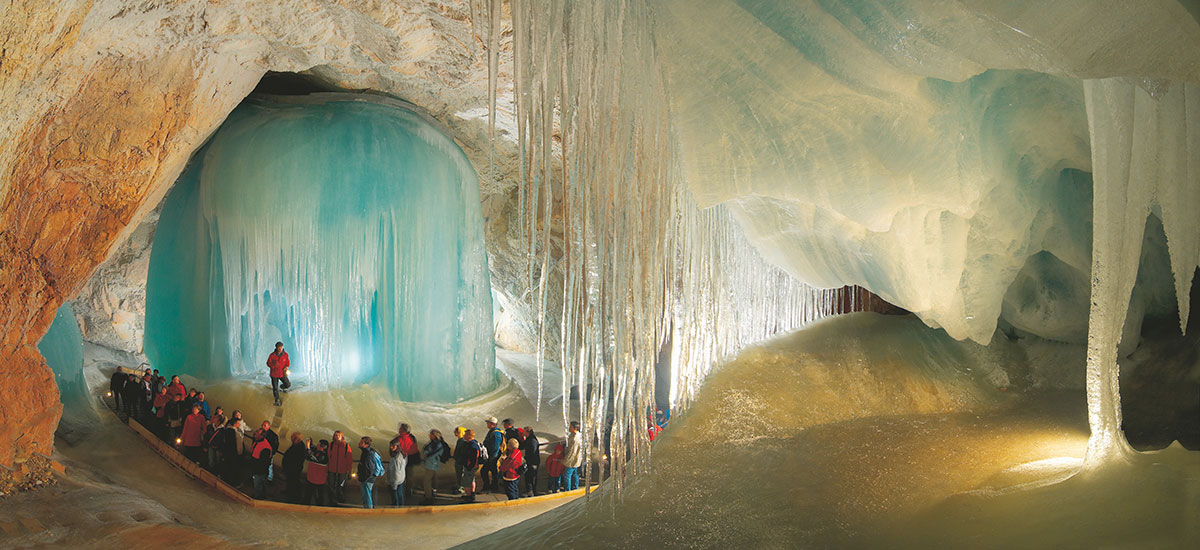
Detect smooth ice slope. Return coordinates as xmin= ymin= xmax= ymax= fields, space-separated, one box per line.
xmin=37 ymin=304 xmax=90 ymax=416
xmin=145 ymin=94 xmax=495 ymax=402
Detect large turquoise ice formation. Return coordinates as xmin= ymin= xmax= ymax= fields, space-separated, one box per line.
xmin=38 ymin=304 xmax=90 ymax=414
xmin=145 ymin=94 xmax=495 ymax=402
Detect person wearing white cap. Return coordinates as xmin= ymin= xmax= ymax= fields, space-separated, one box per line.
xmin=481 ymin=416 xmax=504 ymax=492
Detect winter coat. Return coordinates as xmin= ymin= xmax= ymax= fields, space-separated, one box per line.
xmin=250 ymin=438 xmax=273 ymax=476
xmin=165 ymin=400 xmax=187 ymax=427
xmin=422 ymin=439 xmax=446 ymax=471
xmin=386 ymin=451 xmax=407 ymax=488
xmin=483 ymin=428 xmax=503 ymax=459
xmin=545 ymin=447 xmax=565 ymax=477
xmin=357 ymin=447 xmax=383 ymax=484
xmin=181 ymin=412 xmax=207 ymax=447
xmin=454 ymin=439 xmax=482 ymax=470
xmin=306 ymin=448 xmax=329 ymax=485
xmin=282 ymin=442 xmax=307 ymax=479
xmin=499 ymin=449 xmax=524 ymax=481
xmin=152 ymin=393 xmax=170 ymax=417
xmin=267 ymin=350 xmax=289 ymax=378
xmin=328 ymin=440 xmax=354 ymax=474
xmin=195 ymin=400 xmax=211 ymax=419
xmin=263 ymin=429 xmax=280 ymax=453
xmin=109 ymin=371 xmax=126 ymax=393
xmin=165 ymin=382 xmax=186 ymax=400
xmin=521 ymin=433 xmax=541 ymax=466
xmin=563 ymin=431 xmax=583 ymax=468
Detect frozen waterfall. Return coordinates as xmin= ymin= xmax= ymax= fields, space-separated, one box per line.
xmin=144 ymin=94 xmax=495 ymax=403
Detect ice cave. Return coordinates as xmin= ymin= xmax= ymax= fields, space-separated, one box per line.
xmin=0 ymin=1 xmax=1197 ymax=549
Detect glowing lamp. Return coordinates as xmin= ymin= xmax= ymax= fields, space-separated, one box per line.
xmin=176 ymin=438 xmax=182 ymax=445
xmin=285 ymin=368 xmax=290 ymax=377
xmin=106 ymin=391 xmax=112 ymax=397
xmin=351 ymin=472 xmax=357 ymax=479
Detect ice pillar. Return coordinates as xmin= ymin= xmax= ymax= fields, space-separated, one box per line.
xmin=37 ymin=304 xmax=90 ymax=415
xmin=1082 ymin=79 xmax=1200 ymax=464
xmin=145 ymin=94 xmax=495 ymax=402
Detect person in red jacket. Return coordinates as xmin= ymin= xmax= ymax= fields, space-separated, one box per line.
xmin=544 ymin=443 xmax=565 ymax=493
xmin=326 ymin=430 xmax=354 ymax=504
xmin=267 ymin=341 xmax=291 ymax=406
xmin=165 ymin=375 xmax=186 ymax=401
xmin=498 ymin=438 xmax=524 ymax=500
xmin=180 ymin=403 xmax=207 ymax=465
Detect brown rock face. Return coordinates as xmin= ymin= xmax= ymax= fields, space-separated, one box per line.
xmin=0 ymin=53 xmax=201 ymax=467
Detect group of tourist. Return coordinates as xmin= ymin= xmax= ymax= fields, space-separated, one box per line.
xmin=108 ymin=365 xmax=586 ymax=508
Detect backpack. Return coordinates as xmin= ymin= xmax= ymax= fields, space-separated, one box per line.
xmin=370 ymin=449 xmax=385 ymax=477
xmin=438 ymin=442 xmax=451 ymax=463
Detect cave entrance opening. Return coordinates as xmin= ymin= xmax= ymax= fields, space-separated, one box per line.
xmin=142 ymin=75 xmax=497 ymax=404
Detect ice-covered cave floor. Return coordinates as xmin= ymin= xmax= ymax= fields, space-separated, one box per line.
xmin=469 ymin=313 xmax=1199 ymax=549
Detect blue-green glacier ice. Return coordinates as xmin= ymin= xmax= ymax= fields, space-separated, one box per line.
xmin=145 ymin=94 xmax=495 ymax=402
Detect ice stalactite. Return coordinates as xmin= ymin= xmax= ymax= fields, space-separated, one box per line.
xmin=145 ymin=95 xmax=495 ymax=403
xmin=1082 ymin=78 xmax=1200 ymax=464
xmin=474 ymin=0 xmax=870 ymax=495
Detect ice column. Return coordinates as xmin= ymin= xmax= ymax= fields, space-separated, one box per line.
xmin=145 ymin=95 xmax=495 ymax=403
xmin=37 ymin=304 xmax=90 ymax=415
xmin=1082 ymin=79 xmax=1199 ymax=464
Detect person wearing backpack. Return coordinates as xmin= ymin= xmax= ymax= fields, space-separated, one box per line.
xmin=455 ymin=429 xmax=482 ymax=503
xmin=481 ymin=417 xmax=503 ymax=493
xmin=392 ymin=423 xmax=420 ymax=499
xmin=499 ymin=438 xmax=525 ymax=500
xmin=386 ymin=435 xmax=407 ymax=507
xmin=420 ymin=429 xmax=449 ymax=504
xmin=357 ymin=436 xmax=384 ymax=509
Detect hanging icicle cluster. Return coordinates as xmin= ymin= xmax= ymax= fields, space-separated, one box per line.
xmin=472 ymin=0 xmax=881 ymax=496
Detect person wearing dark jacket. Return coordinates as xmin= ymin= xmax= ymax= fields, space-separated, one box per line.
xmin=481 ymin=417 xmax=503 ymax=492
xmin=121 ymin=374 xmax=141 ymax=420
xmin=282 ymin=432 xmax=308 ymax=503
xmin=165 ymin=393 xmax=188 ymax=442
xmin=455 ymin=429 xmax=482 ymax=503
xmin=109 ymin=369 xmax=126 ymax=410
xmin=521 ymin=427 xmax=541 ymax=496
xmin=357 ymin=436 xmax=383 ymax=509
xmin=249 ymin=429 xmax=273 ymax=499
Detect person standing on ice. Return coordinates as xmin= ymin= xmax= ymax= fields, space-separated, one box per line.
xmin=561 ymin=421 xmax=583 ymax=491
xmin=266 ymin=341 xmax=291 ymax=406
